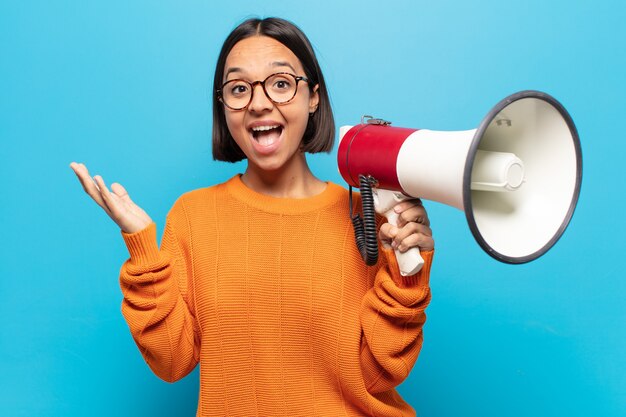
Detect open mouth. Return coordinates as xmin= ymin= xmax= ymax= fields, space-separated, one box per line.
xmin=250 ymin=124 xmax=284 ymax=147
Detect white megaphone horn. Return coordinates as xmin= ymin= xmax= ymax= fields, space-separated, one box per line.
xmin=338 ymin=90 xmax=582 ymax=276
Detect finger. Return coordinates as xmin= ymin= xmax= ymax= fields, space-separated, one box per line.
xmin=93 ymin=175 xmax=118 ymax=215
xmin=94 ymin=175 xmax=113 ymax=201
xmin=110 ymin=182 xmax=130 ymax=200
xmin=396 ymin=232 xmax=435 ymax=253
xmin=70 ymin=162 xmax=95 ymax=190
xmin=111 ymin=182 xmax=140 ymax=218
xmin=393 ymin=199 xmax=422 ymax=214
xmin=378 ymin=223 xmax=399 ymax=249
xmin=378 ymin=222 xmax=398 ymax=242
xmin=393 ymin=222 xmax=433 ymax=245
xmin=71 ymin=164 xmax=110 ymax=212
xmin=70 ymin=161 xmax=88 ymax=180
xmin=397 ymin=204 xmax=430 ymax=227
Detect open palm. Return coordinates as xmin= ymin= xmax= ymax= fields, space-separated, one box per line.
xmin=70 ymin=162 xmax=152 ymax=234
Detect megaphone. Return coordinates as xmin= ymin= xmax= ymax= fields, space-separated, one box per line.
xmin=338 ymin=90 xmax=582 ymax=275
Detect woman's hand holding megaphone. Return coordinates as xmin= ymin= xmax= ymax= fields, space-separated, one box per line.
xmin=378 ymin=196 xmax=434 ymax=275
xmin=69 ymin=162 xmax=153 ymax=234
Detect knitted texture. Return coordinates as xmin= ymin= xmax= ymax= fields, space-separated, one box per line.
xmin=119 ymin=175 xmax=434 ymax=417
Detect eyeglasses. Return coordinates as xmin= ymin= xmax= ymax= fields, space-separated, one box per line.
xmin=217 ymin=72 xmax=310 ymax=111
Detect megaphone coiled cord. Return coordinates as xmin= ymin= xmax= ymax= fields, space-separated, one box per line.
xmin=349 ymin=175 xmax=378 ymax=266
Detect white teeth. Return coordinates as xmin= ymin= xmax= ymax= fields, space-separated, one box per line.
xmin=251 ymin=125 xmax=280 ymax=132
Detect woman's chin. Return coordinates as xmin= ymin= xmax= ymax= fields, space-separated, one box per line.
xmin=249 ymin=156 xmax=286 ymax=173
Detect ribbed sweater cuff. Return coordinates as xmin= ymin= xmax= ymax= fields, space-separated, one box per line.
xmin=121 ymin=222 xmax=161 ymax=266
xmin=382 ymin=247 xmax=434 ymax=288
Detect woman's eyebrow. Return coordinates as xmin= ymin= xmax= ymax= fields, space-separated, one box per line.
xmin=225 ymin=67 xmax=243 ymax=78
xmin=224 ymin=61 xmax=297 ymax=80
xmin=271 ymin=61 xmax=297 ymax=72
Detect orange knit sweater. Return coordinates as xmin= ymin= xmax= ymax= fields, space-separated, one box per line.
xmin=119 ymin=174 xmax=433 ymax=417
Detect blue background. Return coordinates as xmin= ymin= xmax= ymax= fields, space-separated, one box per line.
xmin=1 ymin=0 xmax=624 ymax=416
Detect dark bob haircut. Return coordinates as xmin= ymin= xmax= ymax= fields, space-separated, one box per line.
xmin=212 ymin=17 xmax=335 ymax=162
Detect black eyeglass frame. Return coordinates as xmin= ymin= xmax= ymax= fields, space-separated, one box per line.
xmin=217 ymin=72 xmax=310 ymax=111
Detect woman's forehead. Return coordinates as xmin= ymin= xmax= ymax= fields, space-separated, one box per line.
xmin=224 ymin=36 xmax=303 ymax=78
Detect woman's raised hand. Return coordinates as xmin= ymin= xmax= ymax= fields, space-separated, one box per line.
xmin=70 ymin=162 xmax=153 ymax=234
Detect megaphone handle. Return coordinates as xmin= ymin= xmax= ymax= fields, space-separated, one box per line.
xmin=384 ymin=211 xmax=425 ymax=276
xmin=374 ymin=189 xmax=425 ymax=276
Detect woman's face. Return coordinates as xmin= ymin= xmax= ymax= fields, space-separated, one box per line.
xmin=222 ymin=36 xmax=319 ymax=173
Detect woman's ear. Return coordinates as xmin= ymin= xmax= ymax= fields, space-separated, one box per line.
xmin=309 ymin=84 xmax=320 ymax=114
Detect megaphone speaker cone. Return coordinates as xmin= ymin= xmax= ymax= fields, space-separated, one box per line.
xmin=464 ymin=90 xmax=582 ymax=263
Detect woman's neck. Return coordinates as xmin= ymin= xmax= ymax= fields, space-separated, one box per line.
xmin=241 ymin=154 xmax=326 ymax=199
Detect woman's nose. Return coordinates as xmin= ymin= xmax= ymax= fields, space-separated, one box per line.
xmin=247 ymin=84 xmax=274 ymax=113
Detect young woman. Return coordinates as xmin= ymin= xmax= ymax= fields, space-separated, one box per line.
xmin=70 ymin=17 xmax=434 ymax=417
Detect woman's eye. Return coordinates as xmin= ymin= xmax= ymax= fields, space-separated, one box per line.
xmin=273 ymin=79 xmax=291 ymax=90
xmin=230 ymin=84 xmax=249 ymax=96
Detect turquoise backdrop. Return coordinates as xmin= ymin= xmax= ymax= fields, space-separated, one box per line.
xmin=1 ymin=0 xmax=624 ymax=416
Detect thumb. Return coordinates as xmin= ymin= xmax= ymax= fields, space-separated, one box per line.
xmin=111 ymin=182 xmax=130 ymax=200
xmin=379 ymin=222 xmax=398 ymax=241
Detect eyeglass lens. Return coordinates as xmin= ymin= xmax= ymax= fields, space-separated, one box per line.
xmin=222 ymin=73 xmax=300 ymax=109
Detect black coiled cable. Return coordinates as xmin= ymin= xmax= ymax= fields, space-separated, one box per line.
xmin=349 ymin=175 xmax=378 ymax=266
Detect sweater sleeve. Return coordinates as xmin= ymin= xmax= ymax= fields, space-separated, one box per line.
xmin=359 ymin=246 xmax=434 ymax=394
xmin=118 ymin=204 xmax=200 ymax=383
